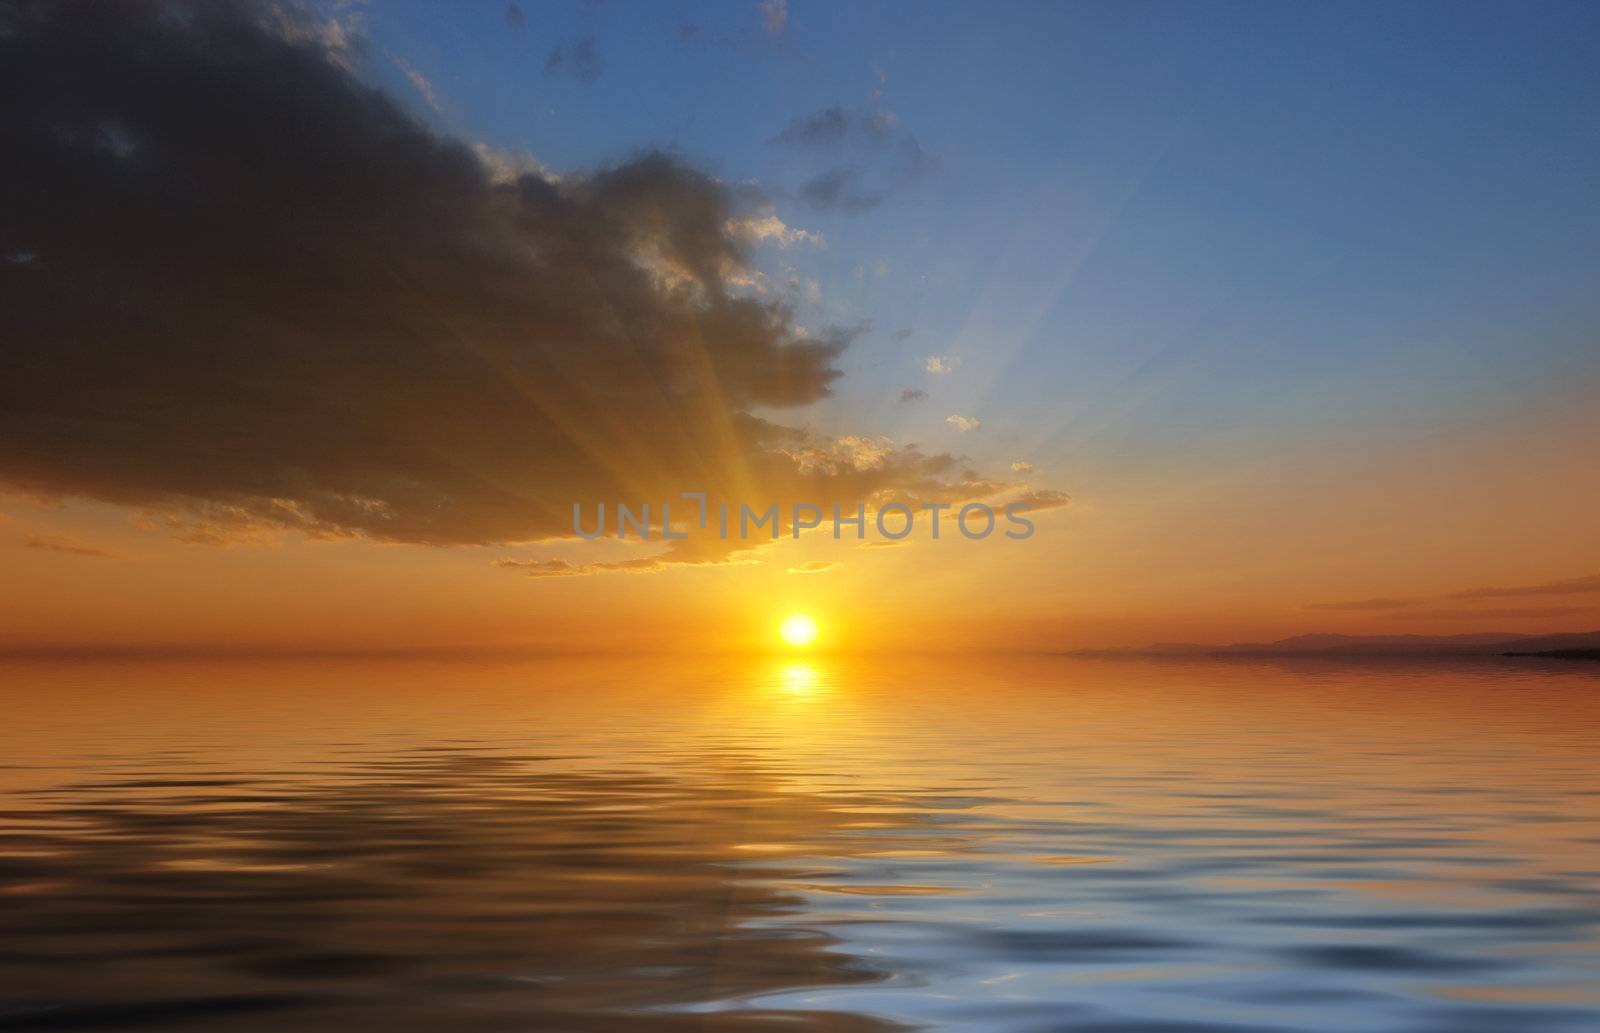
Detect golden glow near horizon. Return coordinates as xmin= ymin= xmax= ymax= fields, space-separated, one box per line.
xmin=780 ymin=614 xmax=819 ymax=648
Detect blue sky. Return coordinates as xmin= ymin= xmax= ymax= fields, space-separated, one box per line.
xmin=358 ymin=1 xmax=1600 ymax=497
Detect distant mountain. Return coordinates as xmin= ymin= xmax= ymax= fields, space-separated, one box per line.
xmin=1081 ymin=630 xmax=1600 ymax=658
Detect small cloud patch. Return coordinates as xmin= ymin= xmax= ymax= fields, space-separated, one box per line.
xmin=25 ymin=534 xmax=123 ymax=559
xmin=760 ymin=0 xmax=788 ymax=35
xmin=545 ymin=36 xmax=603 ymax=83
xmin=725 ymin=213 xmax=822 ymax=249
xmin=1009 ymin=489 xmax=1070 ymax=511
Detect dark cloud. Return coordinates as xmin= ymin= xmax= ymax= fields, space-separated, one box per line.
xmin=0 ymin=0 xmax=1015 ymax=556
xmin=899 ymin=388 xmax=927 ymax=403
xmin=544 ymin=35 xmax=603 ymax=83
xmin=1446 ymin=574 xmax=1600 ymax=600
xmin=505 ymin=3 xmax=525 ymax=31
xmin=1305 ymin=597 xmax=1419 ymax=612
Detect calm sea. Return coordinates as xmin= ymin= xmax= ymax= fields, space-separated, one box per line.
xmin=2 ymin=655 xmax=1597 ymax=1031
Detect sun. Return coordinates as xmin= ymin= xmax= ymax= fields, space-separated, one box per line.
xmin=779 ymin=613 xmax=819 ymax=648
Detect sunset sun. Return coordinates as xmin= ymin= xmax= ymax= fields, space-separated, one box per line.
xmin=779 ymin=614 xmax=819 ymax=648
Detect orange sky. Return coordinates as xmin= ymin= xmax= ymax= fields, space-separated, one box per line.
xmin=5 ymin=387 xmax=1596 ymax=654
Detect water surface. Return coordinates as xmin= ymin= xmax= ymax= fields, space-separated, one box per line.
xmin=2 ymin=655 xmax=1598 ymax=1031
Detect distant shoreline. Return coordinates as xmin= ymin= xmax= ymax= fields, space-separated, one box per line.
xmin=1071 ymin=629 xmax=1600 ymax=660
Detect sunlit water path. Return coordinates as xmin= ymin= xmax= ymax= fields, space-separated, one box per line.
xmin=2 ymin=656 xmax=1598 ymax=1031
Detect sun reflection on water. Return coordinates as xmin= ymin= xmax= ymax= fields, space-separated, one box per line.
xmin=778 ymin=661 xmax=821 ymax=695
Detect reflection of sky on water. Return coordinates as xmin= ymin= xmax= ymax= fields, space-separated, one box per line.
xmin=2 ymin=655 xmax=1599 ymax=1031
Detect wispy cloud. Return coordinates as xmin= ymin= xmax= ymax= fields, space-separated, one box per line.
xmin=1304 ymin=597 xmax=1420 ymax=612
xmin=925 ymin=355 xmax=958 ymax=374
xmin=391 ymin=55 xmax=442 ymax=113
xmin=1401 ymin=606 xmax=1593 ymax=620
xmin=495 ymin=557 xmax=665 ymax=579
xmin=1010 ymin=460 xmax=1033 ymax=473
xmin=1008 ymin=489 xmax=1070 ymax=512
xmin=946 ymin=414 xmax=981 ymax=432
xmin=725 ymin=213 xmax=822 ymax=248
xmin=786 ymin=560 xmax=835 ymax=574
xmin=771 ymin=105 xmax=935 ymax=212
xmin=545 ymin=36 xmax=603 ymax=83
xmin=797 ymin=167 xmax=877 ymax=212
xmin=25 ymin=534 xmax=123 ymax=559
xmin=899 ymin=388 xmax=927 ymax=403
xmin=1447 ymin=573 xmax=1600 ymax=600
xmin=760 ymin=0 xmax=788 ymax=36
xmin=1308 ymin=572 xmax=1600 ymax=614
xmin=771 ymin=107 xmax=848 ymax=148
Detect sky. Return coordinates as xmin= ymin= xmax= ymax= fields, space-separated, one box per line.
xmin=2 ymin=0 xmax=1599 ymax=652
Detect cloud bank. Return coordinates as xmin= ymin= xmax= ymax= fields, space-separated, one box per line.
xmin=0 ymin=0 xmax=1029 ymax=559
